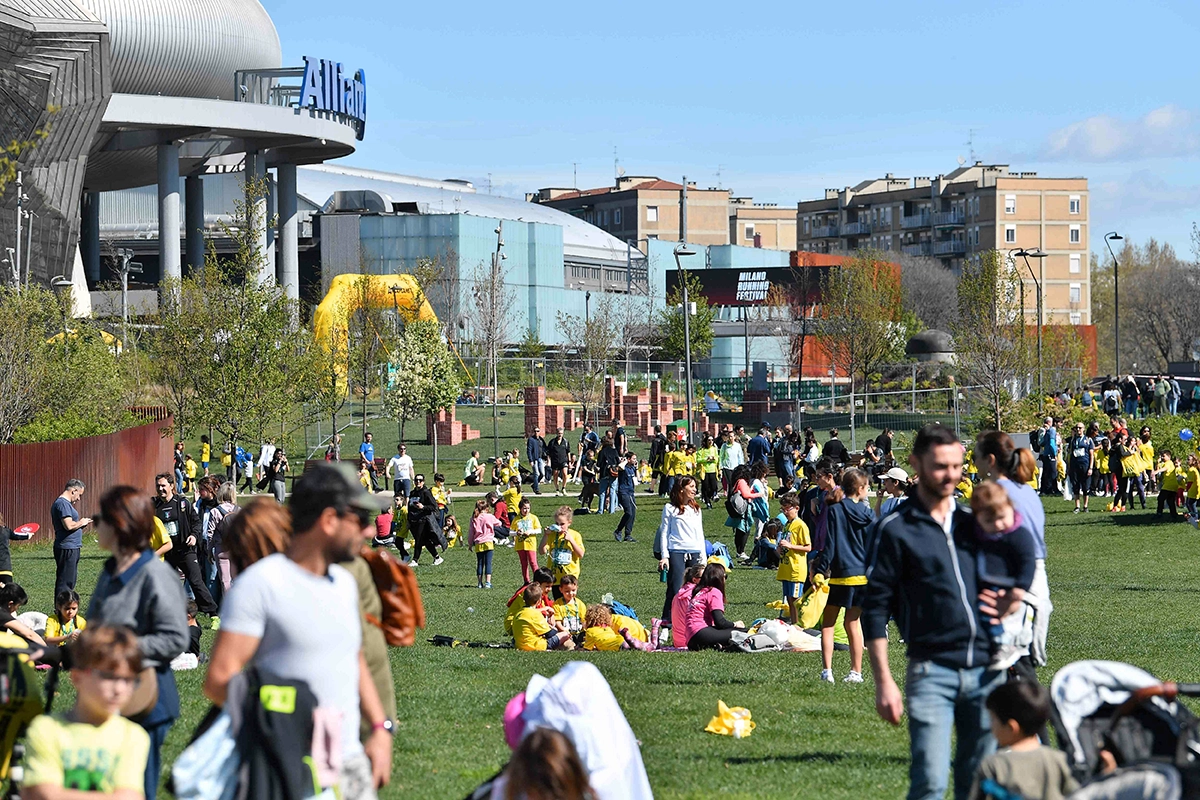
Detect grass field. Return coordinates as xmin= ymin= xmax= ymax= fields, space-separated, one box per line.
xmin=11 ymin=488 xmax=1200 ymax=799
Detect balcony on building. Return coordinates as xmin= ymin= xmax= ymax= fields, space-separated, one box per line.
xmin=902 ymin=242 xmax=932 ymax=256
xmin=901 ymin=212 xmax=930 ymax=229
xmin=932 ymin=239 xmax=966 ymax=256
xmin=931 ymin=210 xmax=965 ymax=227
xmin=812 ymin=224 xmax=840 ymax=238
xmin=841 ymin=221 xmax=871 ymax=236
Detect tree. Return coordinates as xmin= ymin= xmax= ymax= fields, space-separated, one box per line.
xmin=658 ymin=268 xmax=716 ymax=362
xmin=782 ymin=267 xmax=820 ymax=388
xmin=817 ymin=251 xmax=905 ymax=408
xmin=343 ymin=270 xmax=401 ymax=441
xmin=382 ymin=319 xmax=461 ymax=444
xmin=468 ymin=232 xmax=517 ymax=456
xmin=556 ymin=294 xmax=620 ymax=427
xmin=951 ymin=250 xmax=1031 ymax=430
xmin=896 ymin=253 xmax=959 ymax=330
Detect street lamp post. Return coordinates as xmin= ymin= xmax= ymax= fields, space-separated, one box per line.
xmin=115 ymin=248 xmax=140 ymax=349
xmin=50 ymin=274 xmax=72 ymax=359
xmin=674 ymin=244 xmax=697 ymax=443
xmin=1105 ymin=232 xmax=1124 ymax=376
xmin=1015 ymin=248 xmax=1047 ymax=399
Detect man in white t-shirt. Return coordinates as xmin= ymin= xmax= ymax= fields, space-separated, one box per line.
xmin=256 ymin=439 xmax=276 ymax=485
xmin=204 ymin=463 xmax=393 ymax=799
xmin=386 ymin=444 xmax=414 ymax=499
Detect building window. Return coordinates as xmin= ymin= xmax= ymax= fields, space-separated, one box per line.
xmin=648 ymin=234 xmax=658 ymax=240
xmin=1069 ymin=312 xmax=1082 ymax=324
xmin=614 ymin=208 xmax=622 ymax=225
xmin=1005 ymin=224 xmax=1016 ymax=244
xmin=744 ymin=224 xmax=754 ymax=240
xmin=1005 ymin=195 xmax=1016 ymax=214
xmin=1069 ymin=224 xmax=1080 ymax=244
xmin=646 ymin=206 xmax=658 ymax=222
xmin=974 ymin=226 xmax=980 ymax=246
xmin=803 ymin=217 xmax=810 ymax=234
xmin=1069 ymin=283 xmax=1081 ymax=304
xmin=1069 ymin=195 xmax=1081 ymax=214
xmin=1070 ymin=254 xmax=1081 ymax=274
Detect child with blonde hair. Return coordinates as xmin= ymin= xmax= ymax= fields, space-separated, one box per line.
xmin=970 ymin=481 xmax=1038 ymax=670
xmin=581 ymin=604 xmax=652 ymax=651
xmin=512 ymin=497 xmax=541 ymax=583
xmin=468 ymin=497 xmax=501 ymax=589
xmin=511 ymin=583 xmax=574 ymax=652
xmin=541 ymin=506 xmax=585 ymax=596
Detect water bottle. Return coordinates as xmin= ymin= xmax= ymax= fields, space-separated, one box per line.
xmin=659 ymin=565 xmax=668 ymax=582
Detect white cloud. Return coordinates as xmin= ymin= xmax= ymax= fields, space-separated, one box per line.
xmin=1042 ymin=105 xmax=1200 ymax=161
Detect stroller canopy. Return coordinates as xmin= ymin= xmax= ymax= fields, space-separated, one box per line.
xmin=1051 ymin=660 xmax=1169 ymax=768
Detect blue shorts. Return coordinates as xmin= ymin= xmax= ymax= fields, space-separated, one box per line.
xmin=781 ymin=581 xmax=802 ymax=600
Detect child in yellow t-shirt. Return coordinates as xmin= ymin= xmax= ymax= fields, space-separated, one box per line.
xmin=511 ymin=584 xmax=575 ymax=652
xmin=504 ymin=568 xmax=555 ymax=637
xmin=1183 ymin=454 xmax=1200 ymax=524
xmin=199 ymin=435 xmax=211 ymax=476
xmin=183 ymin=454 xmax=198 ymax=492
xmin=775 ymin=494 xmax=812 ymax=626
xmin=1156 ymin=452 xmax=1181 ymax=518
xmin=581 ymin=604 xmax=653 ymax=651
xmin=150 ymin=516 xmax=173 ymax=560
xmin=541 ymin=506 xmax=585 ymax=588
xmin=512 ymin=498 xmax=542 ymax=583
xmin=44 ymin=589 xmax=86 ymax=645
xmin=22 ymin=626 xmax=150 ymax=796
xmin=501 ymin=478 xmax=523 ymax=525
xmin=552 ymin=575 xmax=586 ymax=636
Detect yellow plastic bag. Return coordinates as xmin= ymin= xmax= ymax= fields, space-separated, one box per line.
xmin=797 ymin=574 xmax=829 ymax=629
xmin=704 ymin=700 xmax=756 ymax=739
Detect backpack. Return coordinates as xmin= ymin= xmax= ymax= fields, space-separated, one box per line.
xmin=725 ymin=492 xmax=749 ymax=519
xmin=360 ymin=546 xmax=426 ymax=646
xmin=1029 ymin=428 xmax=1042 ymax=453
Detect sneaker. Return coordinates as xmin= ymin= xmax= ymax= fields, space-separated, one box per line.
xmin=737 ymin=552 xmax=751 ymax=562
xmin=484 ymin=581 xmax=493 ymax=589
xmin=433 ymin=556 xmax=444 ymax=566
xmin=842 ymin=671 xmax=864 ymax=684
xmin=989 ymin=644 xmax=1024 ymax=671
xmin=1192 ymin=517 xmax=1199 ymax=529
xmin=210 ymin=616 xmax=221 ymax=631
xmin=1073 ymin=507 xmax=1081 ymax=514
xmin=624 ymin=536 xmax=637 ymax=543
xmin=614 ymin=532 xmax=622 ymax=542
xmin=477 ymin=582 xmax=483 ymax=589
xmin=819 ymin=668 xmax=835 ymax=684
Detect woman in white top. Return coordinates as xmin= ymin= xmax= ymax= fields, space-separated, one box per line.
xmin=655 ymin=476 xmax=707 ymax=625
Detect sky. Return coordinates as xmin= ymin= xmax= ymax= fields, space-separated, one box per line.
xmin=270 ymin=0 xmax=1200 ymax=257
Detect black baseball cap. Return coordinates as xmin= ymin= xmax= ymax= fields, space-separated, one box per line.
xmin=290 ymin=462 xmax=389 ymax=518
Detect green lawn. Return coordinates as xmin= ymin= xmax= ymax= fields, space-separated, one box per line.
xmin=12 ymin=491 xmax=1200 ymax=799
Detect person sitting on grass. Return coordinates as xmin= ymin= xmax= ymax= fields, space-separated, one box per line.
xmin=669 ymin=564 xmax=706 ymax=647
xmin=184 ymin=599 xmax=202 ymax=657
xmin=512 ymin=584 xmax=575 ymax=652
xmin=679 ymin=563 xmax=744 ymax=652
xmin=21 ymin=625 xmax=150 ymax=800
xmin=0 ymin=582 xmax=46 ymax=646
xmin=467 ymin=498 xmax=501 ymax=590
xmin=775 ymin=493 xmax=811 ymax=627
xmin=512 ymin=498 xmax=542 ymax=584
xmin=967 ymin=680 xmax=1078 ymax=800
xmin=581 ymin=604 xmax=652 ymax=652
xmin=44 ymin=589 xmax=86 ymax=646
xmin=552 ymin=575 xmax=586 ymax=637
xmin=442 ymin=514 xmax=461 ymax=549
xmin=542 ymin=506 xmax=585 ymax=597
xmin=504 ymin=568 xmax=555 ymax=638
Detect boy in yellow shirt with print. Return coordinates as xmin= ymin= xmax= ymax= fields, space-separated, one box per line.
xmin=776 ymin=493 xmax=812 ymax=626
xmin=512 ymin=498 xmax=541 ymax=583
xmin=551 ymin=574 xmax=586 ymax=636
xmin=501 ymin=477 xmax=523 ymax=525
xmin=511 ymin=583 xmax=575 ymax=651
xmin=541 ymin=506 xmax=585 ymax=594
xmin=1156 ymin=451 xmax=1181 ymax=519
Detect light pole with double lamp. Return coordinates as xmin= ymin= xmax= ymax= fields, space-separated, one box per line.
xmin=1014 ymin=248 xmax=1047 ymax=399
xmin=1104 ymin=232 xmax=1123 ymax=376
xmin=674 ymin=244 xmax=697 ymax=443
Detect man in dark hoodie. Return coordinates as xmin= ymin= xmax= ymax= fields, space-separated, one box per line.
xmin=862 ymin=424 xmax=1022 ymax=800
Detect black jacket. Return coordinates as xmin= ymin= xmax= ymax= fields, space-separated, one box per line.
xmin=154 ymin=494 xmax=198 ymax=552
xmin=815 ymin=498 xmax=876 ymax=580
xmin=862 ymin=497 xmax=991 ymax=669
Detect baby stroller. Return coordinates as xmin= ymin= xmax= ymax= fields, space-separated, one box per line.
xmin=1050 ymin=660 xmax=1200 ymax=800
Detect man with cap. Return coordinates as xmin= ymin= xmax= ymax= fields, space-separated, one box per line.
xmin=875 ymin=466 xmax=910 ymax=517
xmin=205 ymin=463 xmax=394 ymax=799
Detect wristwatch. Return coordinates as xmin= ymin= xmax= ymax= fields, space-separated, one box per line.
xmin=372 ymin=719 xmax=395 ymax=735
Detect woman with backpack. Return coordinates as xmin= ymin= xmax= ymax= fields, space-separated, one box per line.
xmin=724 ymin=465 xmax=764 ymax=562
xmin=655 ymin=477 xmax=706 ymax=626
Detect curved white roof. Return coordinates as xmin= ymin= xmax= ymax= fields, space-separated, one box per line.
xmin=76 ymin=0 xmax=280 ymax=99
xmin=297 ymin=164 xmax=635 ymax=266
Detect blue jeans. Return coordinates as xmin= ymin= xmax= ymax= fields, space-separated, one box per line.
xmin=174 ymin=468 xmax=184 ymax=494
xmin=598 ymin=476 xmax=616 ymax=513
xmin=528 ymin=459 xmax=541 ymax=492
xmin=905 ymin=660 xmax=1004 ymax=800
xmin=1124 ymin=398 xmax=1137 ymax=416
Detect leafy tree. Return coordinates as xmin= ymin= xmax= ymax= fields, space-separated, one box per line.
xmin=381 ymin=319 xmax=461 ymax=444
xmin=556 ymin=293 xmax=620 ymax=427
xmin=951 ymin=250 xmax=1031 ymax=430
xmin=658 ymin=268 xmax=716 ymax=362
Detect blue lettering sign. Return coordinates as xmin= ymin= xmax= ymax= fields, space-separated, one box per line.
xmin=299 ymin=55 xmax=366 ymax=140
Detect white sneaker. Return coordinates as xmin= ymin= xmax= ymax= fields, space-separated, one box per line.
xmin=988 ymin=644 xmax=1023 ymax=672
xmin=433 ymin=557 xmax=444 ymax=566
xmin=843 ymin=671 xmax=864 ymax=684
xmin=819 ymin=668 xmax=834 ymax=684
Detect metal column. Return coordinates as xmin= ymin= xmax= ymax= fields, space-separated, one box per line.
xmin=277 ymin=163 xmax=299 ymax=301
xmin=157 ymin=142 xmax=181 ymax=282
xmin=185 ymin=175 xmax=205 ymax=272
xmin=81 ymin=191 xmax=100 ymax=283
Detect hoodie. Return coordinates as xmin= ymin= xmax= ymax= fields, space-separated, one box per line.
xmin=815 ymin=498 xmax=877 ymax=580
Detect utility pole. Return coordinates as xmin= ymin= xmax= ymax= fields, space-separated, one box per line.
xmin=115 ymin=248 xmax=140 ymax=349
xmin=14 ymin=171 xmax=23 ymax=291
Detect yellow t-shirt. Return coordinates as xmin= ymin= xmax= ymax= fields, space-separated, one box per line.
xmin=582 ymin=626 xmax=624 ymax=651
xmin=184 ymin=460 xmax=197 ymax=479
xmin=1161 ymin=460 xmax=1179 ymax=492
xmin=44 ymin=614 xmax=86 ymax=639
xmin=431 ymin=485 xmax=449 ymax=508
xmin=512 ymin=513 xmax=541 ymax=552
xmin=1140 ymin=442 xmax=1155 ymax=471
xmin=613 ymin=613 xmax=647 ymax=642
xmin=1186 ymin=467 xmax=1200 ymax=500
xmin=776 ymin=517 xmax=811 ymax=584
xmin=200 ymin=442 xmax=211 ymax=463
xmin=501 ymin=487 xmax=523 ymax=514
xmin=474 ymin=539 xmax=494 ymax=553
xmin=1095 ymin=448 xmax=1109 ymax=474
xmin=545 ymin=528 xmax=584 ymax=581
xmin=150 ymin=517 xmax=171 ymax=560
xmin=22 ymin=713 xmax=149 ymax=793
xmin=512 ymin=606 xmax=552 ymax=651
xmin=552 ymin=597 xmax=586 ymax=634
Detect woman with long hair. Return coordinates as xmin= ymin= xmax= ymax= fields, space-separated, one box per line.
xmin=221 ymin=497 xmax=292 ymax=576
xmin=680 ymin=563 xmax=743 ymax=651
xmin=87 ymin=485 xmax=189 ymax=800
xmin=695 ymin=434 xmax=720 ymax=508
xmin=974 ymin=431 xmax=1054 ymax=668
xmin=724 ymin=464 xmax=765 ymax=562
xmin=655 ymin=476 xmax=706 ymax=627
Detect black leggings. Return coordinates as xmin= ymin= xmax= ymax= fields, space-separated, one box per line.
xmin=1114 ymin=475 xmax=1130 ymax=507
xmin=1158 ymin=490 xmax=1179 ymax=517
xmin=701 ymin=473 xmax=720 ymax=504
xmin=734 ymin=524 xmax=751 ymax=556
xmin=615 ymin=493 xmax=636 ymax=539
xmin=688 ymin=626 xmax=735 ymax=651
xmin=412 ymin=521 xmax=440 ymax=562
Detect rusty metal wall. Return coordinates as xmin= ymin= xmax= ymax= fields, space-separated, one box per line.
xmin=0 ymin=417 xmax=175 ymax=543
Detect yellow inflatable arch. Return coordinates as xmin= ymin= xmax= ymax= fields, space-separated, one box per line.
xmin=313 ymin=273 xmax=439 ymax=391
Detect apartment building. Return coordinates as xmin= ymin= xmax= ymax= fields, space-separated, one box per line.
xmin=729 ymin=197 xmax=797 ymax=250
xmin=796 ymin=163 xmax=1090 ymax=324
xmin=531 ymin=177 xmax=732 ymax=246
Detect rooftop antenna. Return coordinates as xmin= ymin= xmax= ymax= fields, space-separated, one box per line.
xmin=715 ymin=164 xmax=724 ymax=190
xmin=572 ymin=162 xmax=578 ymax=189
xmin=966 ymin=129 xmax=977 ymax=163
xmin=486 ymin=173 xmax=492 ymax=195
xmin=613 ymin=146 xmax=619 ymax=183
